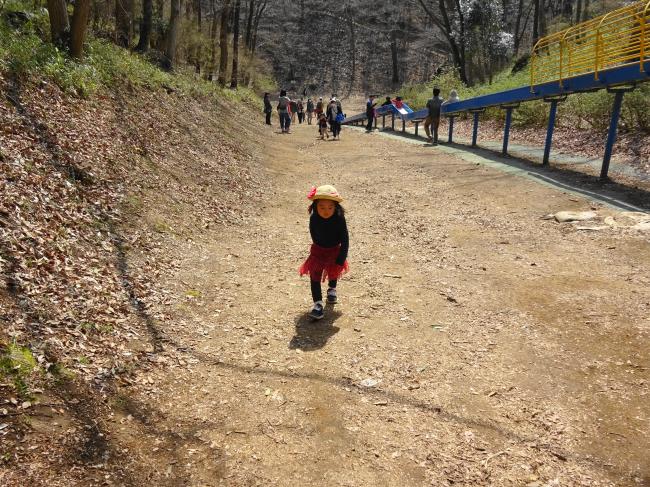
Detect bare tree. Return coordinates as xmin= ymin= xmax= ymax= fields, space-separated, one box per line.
xmin=208 ymin=0 xmax=219 ymax=80
xmin=345 ymin=3 xmax=356 ymax=97
xmin=196 ymin=0 xmax=202 ymax=29
xmin=244 ymin=0 xmax=255 ymax=48
xmin=69 ymin=0 xmax=91 ymax=58
xmin=47 ymin=0 xmax=69 ymax=47
xmin=136 ymin=0 xmax=154 ymax=51
xmin=115 ymin=0 xmax=133 ymax=48
xmin=249 ymin=0 xmax=268 ymax=54
xmin=218 ymin=0 xmax=232 ymax=85
xmin=165 ymin=0 xmax=182 ymax=69
xmin=416 ymin=0 xmax=469 ymax=84
xmin=230 ymin=0 xmax=241 ymax=88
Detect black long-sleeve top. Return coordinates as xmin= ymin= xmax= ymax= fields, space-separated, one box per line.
xmin=309 ymin=211 xmax=349 ymax=265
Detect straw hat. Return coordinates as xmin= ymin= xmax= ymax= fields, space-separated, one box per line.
xmin=307 ymin=184 xmax=343 ymax=203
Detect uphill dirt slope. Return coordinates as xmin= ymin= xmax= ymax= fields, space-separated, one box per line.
xmin=2 ymin=97 xmax=649 ymax=486
xmin=93 ymin=122 xmax=649 ymax=486
xmin=0 ymin=76 xmax=262 ymax=485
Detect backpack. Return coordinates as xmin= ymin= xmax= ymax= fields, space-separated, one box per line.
xmin=277 ymin=97 xmax=288 ymax=110
xmin=336 ymin=112 xmax=345 ymax=123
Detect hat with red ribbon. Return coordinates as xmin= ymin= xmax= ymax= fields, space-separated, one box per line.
xmin=307 ymin=184 xmax=343 ymax=203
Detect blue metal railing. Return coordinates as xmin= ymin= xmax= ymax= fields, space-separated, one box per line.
xmin=343 ymin=62 xmax=650 ymax=179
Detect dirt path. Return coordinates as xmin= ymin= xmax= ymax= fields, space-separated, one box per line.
xmin=110 ymin=121 xmax=650 ymax=486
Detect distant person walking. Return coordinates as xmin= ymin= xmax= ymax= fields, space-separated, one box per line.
xmin=327 ymin=97 xmax=342 ymax=140
xmin=290 ymin=99 xmax=298 ymax=124
xmin=263 ymin=93 xmax=272 ymax=125
xmin=334 ymin=96 xmax=343 ymax=115
xmin=424 ymin=87 xmax=443 ymax=144
xmin=365 ymin=95 xmax=377 ymax=132
xmin=306 ymin=98 xmax=315 ymax=125
xmin=297 ymin=99 xmax=305 ymax=124
xmin=277 ymin=90 xmax=292 ymax=134
xmin=315 ymin=97 xmax=324 ymax=117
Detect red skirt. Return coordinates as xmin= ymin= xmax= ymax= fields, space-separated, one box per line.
xmin=299 ymin=244 xmax=349 ymax=282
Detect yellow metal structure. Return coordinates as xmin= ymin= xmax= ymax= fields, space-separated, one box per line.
xmin=531 ymin=0 xmax=650 ymax=89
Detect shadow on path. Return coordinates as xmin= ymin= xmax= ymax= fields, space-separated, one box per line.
xmin=289 ymin=307 xmax=341 ymax=351
xmin=366 ymin=127 xmax=650 ymax=212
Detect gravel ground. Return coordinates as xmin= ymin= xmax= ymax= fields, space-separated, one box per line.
xmin=86 ymin=120 xmax=650 ymax=486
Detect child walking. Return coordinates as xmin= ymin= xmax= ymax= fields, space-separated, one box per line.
xmin=318 ymin=113 xmax=329 ymax=139
xmin=299 ymin=185 xmax=349 ymax=319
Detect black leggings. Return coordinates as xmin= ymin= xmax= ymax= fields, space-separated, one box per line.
xmin=311 ymin=279 xmax=337 ymax=303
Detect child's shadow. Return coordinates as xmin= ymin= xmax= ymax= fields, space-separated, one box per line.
xmin=289 ymin=306 xmax=341 ymax=351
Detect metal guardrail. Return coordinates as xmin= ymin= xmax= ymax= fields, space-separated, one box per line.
xmin=531 ymin=0 xmax=650 ymax=89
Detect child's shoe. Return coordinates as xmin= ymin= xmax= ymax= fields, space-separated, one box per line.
xmin=309 ymin=301 xmax=324 ymax=319
xmin=326 ymin=288 xmax=337 ymax=304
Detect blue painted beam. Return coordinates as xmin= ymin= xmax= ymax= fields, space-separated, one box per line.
xmin=472 ymin=112 xmax=480 ymax=147
xmin=601 ymin=91 xmax=626 ymax=180
xmin=343 ymin=63 xmax=649 ymax=125
xmin=502 ymin=107 xmax=514 ymax=155
xmin=442 ymin=63 xmax=649 ymax=116
xmin=543 ymin=100 xmax=559 ymax=166
xmin=448 ymin=116 xmax=455 ymax=143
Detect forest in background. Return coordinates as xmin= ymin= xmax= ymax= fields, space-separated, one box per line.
xmin=0 ymin=0 xmax=631 ymax=95
xmin=259 ymin=0 xmax=628 ymax=94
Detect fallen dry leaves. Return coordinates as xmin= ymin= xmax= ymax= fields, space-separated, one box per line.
xmin=0 ymin=71 xmax=263 ymax=485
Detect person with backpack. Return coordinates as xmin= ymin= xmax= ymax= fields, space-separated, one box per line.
xmin=327 ymin=97 xmax=342 ymax=140
xmin=315 ymin=97 xmax=324 ymax=117
xmin=306 ymin=98 xmax=315 ymax=125
xmin=277 ymin=90 xmax=292 ymax=134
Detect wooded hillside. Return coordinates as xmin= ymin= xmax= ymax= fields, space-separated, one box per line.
xmin=2 ymin=0 xmax=629 ymax=94
xmin=254 ymin=0 xmax=627 ymax=93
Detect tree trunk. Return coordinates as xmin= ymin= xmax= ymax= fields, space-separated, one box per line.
xmin=574 ymin=0 xmax=582 ymax=24
xmin=115 ymin=0 xmax=132 ymax=47
xmin=47 ymin=0 xmax=69 ymax=47
xmin=165 ymin=0 xmax=181 ymax=69
xmin=244 ymin=0 xmax=254 ymax=49
xmin=345 ymin=4 xmax=356 ymax=97
xmin=217 ymin=0 xmax=231 ymax=86
xmin=538 ymin=0 xmax=547 ymax=38
xmin=208 ymin=0 xmax=219 ymax=80
xmin=513 ymin=0 xmax=524 ymax=54
xmin=533 ymin=0 xmax=540 ymax=44
xmin=69 ymin=0 xmax=91 ymax=58
xmin=136 ymin=0 xmax=153 ymax=51
xmin=250 ymin=0 xmax=267 ymax=54
xmin=196 ymin=0 xmax=201 ymax=29
xmin=582 ymin=0 xmax=590 ymax=21
xmin=230 ymin=0 xmax=241 ymax=88
xmin=390 ymin=30 xmax=399 ymax=87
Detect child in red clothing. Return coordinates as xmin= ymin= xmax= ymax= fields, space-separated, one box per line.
xmin=299 ymin=185 xmax=349 ymax=319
